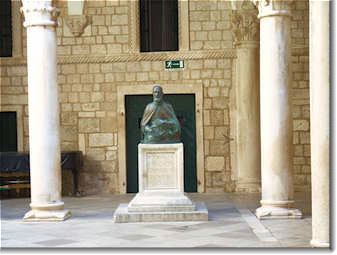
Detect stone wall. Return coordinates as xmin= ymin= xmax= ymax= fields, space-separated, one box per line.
xmin=291 ymin=0 xmax=310 ymax=192
xmin=0 ymin=0 xmax=310 ymax=194
xmin=189 ymin=1 xmax=233 ymax=50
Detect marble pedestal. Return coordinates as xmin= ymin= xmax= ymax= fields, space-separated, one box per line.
xmin=113 ymin=143 xmax=208 ymax=223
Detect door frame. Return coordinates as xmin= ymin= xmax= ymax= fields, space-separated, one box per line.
xmin=117 ymin=83 xmax=204 ymax=193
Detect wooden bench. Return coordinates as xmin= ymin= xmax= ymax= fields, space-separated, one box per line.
xmin=0 ymin=151 xmax=83 ymax=197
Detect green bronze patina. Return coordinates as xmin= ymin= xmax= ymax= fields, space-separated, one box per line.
xmin=140 ymin=86 xmax=181 ymax=144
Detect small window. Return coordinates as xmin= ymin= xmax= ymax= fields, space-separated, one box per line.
xmin=0 ymin=112 xmax=17 ymax=152
xmin=0 ymin=0 xmax=12 ymax=57
xmin=140 ymin=0 xmax=178 ymax=52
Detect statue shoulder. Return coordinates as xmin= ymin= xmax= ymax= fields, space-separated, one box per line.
xmin=144 ymin=102 xmax=156 ymax=112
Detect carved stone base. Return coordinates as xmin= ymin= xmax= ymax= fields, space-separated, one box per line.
xmin=23 ymin=202 xmax=71 ymax=222
xmin=113 ymin=143 xmax=208 ymax=222
xmin=255 ymin=205 xmax=302 ymax=220
xmin=128 ymin=191 xmax=195 ymax=212
xmin=114 ymin=202 xmax=208 ymax=223
xmin=310 ymin=239 xmax=330 ymax=248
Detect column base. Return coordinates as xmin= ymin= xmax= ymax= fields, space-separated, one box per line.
xmin=23 ymin=201 xmax=71 ymax=222
xmin=310 ymin=239 xmax=330 ymax=248
xmin=255 ymin=200 xmax=302 ymax=219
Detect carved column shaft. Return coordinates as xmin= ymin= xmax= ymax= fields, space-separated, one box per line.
xmin=309 ymin=0 xmax=330 ymax=248
xmin=21 ymin=0 xmax=70 ymax=221
xmin=253 ymin=0 xmax=302 ymax=219
xmin=231 ymin=9 xmax=261 ymax=192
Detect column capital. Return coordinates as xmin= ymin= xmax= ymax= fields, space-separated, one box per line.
xmin=231 ymin=10 xmax=259 ymax=47
xmin=21 ymin=0 xmax=60 ymax=28
xmin=251 ymin=0 xmax=294 ymax=19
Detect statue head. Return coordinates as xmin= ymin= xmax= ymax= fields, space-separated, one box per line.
xmin=152 ymin=85 xmax=163 ymax=103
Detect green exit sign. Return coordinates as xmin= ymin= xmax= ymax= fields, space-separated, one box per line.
xmin=165 ymin=60 xmax=184 ymax=69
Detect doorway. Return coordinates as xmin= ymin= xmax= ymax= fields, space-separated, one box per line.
xmin=125 ymin=94 xmax=197 ymax=193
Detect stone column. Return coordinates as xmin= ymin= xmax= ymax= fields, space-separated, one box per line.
xmin=231 ymin=8 xmax=261 ymax=192
xmin=309 ymin=0 xmax=330 ymax=248
xmin=252 ymin=0 xmax=302 ymax=219
xmin=21 ymin=0 xmax=70 ymax=221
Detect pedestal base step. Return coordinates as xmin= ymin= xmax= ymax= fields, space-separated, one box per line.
xmin=113 ymin=202 xmax=208 ymax=223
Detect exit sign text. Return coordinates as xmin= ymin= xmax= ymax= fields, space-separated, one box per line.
xmin=165 ymin=60 xmax=184 ymax=69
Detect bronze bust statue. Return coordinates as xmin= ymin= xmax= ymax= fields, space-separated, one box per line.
xmin=140 ymin=86 xmax=181 ymax=144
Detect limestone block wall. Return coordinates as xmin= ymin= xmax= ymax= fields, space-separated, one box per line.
xmin=291 ymin=0 xmax=310 ymax=192
xmin=56 ymin=58 xmax=234 ymax=194
xmin=189 ymin=1 xmax=233 ymax=50
xmin=0 ymin=0 xmax=310 ymax=194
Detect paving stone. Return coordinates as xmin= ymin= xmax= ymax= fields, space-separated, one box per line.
xmin=1 ymin=193 xmax=312 ymax=248
xmin=117 ymin=234 xmax=154 ymax=241
xmin=34 ymin=238 xmax=78 ymax=247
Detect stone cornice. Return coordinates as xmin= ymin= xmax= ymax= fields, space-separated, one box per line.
xmin=21 ymin=1 xmax=60 ymax=27
xmin=0 ymin=47 xmax=309 ymax=66
xmin=251 ymin=0 xmax=294 ymax=18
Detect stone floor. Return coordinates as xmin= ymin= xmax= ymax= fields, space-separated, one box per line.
xmin=1 ymin=192 xmax=313 ymax=248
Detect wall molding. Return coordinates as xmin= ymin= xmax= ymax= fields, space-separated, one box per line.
xmin=0 ymin=49 xmax=235 ymax=66
xmin=0 ymin=47 xmax=309 ymax=66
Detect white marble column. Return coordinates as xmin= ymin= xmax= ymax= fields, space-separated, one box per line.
xmin=309 ymin=0 xmax=330 ymax=248
xmin=21 ymin=0 xmax=70 ymax=221
xmin=252 ymin=0 xmax=302 ymax=219
xmin=231 ymin=9 xmax=261 ymax=192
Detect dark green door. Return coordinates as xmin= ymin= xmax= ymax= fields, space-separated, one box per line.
xmin=0 ymin=112 xmax=17 ymax=152
xmin=126 ymin=94 xmax=197 ymax=193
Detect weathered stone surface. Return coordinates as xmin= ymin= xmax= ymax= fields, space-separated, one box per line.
xmin=79 ymin=112 xmax=95 ymax=118
xmin=106 ymin=150 xmax=117 ymax=160
xmin=212 ymin=97 xmax=227 ymax=109
xmin=300 ymin=132 xmax=310 ymax=144
xmin=209 ymin=140 xmax=228 ymax=155
xmin=89 ymin=133 xmax=114 ymax=147
xmin=212 ymin=172 xmax=224 ymax=186
xmin=86 ymin=148 xmax=105 ymax=161
xmin=210 ymin=110 xmax=224 ymax=125
xmin=1 ymin=95 xmax=27 ymax=105
xmin=61 ymin=112 xmax=77 ymax=125
xmin=82 ymin=102 xmax=100 ymax=111
xmin=100 ymin=160 xmax=116 ymax=172
xmin=206 ymin=156 xmax=224 ymax=171
xmin=79 ymin=119 xmax=99 ymax=133
xmin=100 ymin=117 xmax=117 ymax=132
xmin=61 ymin=126 xmax=77 ymax=142
xmin=293 ymin=119 xmax=309 ymax=131
xmin=204 ymin=126 xmax=214 ymax=139
xmin=214 ymin=126 xmax=228 ymax=139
